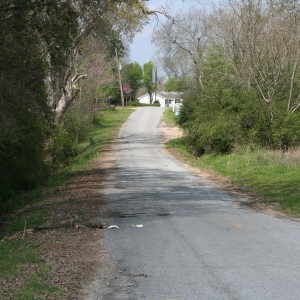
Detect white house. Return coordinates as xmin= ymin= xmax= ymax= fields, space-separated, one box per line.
xmin=137 ymin=91 xmax=183 ymax=108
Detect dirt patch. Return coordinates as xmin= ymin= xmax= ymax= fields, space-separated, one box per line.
xmin=160 ymin=120 xmax=183 ymax=142
xmin=161 ymin=123 xmax=299 ymax=220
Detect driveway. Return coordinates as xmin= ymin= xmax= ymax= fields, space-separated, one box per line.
xmin=87 ymin=107 xmax=300 ymax=300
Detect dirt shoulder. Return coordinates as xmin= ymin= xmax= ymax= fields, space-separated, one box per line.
xmin=160 ymin=122 xmax=299 ymax=220
xmin=36 ymin=148 xmax=116 ymax=299
xmin=1 ymin=146 xmax=117 ymax=300
xmin=159 ymin=119 xmax=183 ymax=142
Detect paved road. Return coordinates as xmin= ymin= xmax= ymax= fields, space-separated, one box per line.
xmin=90 ymin=107 xmax=300 ymax=300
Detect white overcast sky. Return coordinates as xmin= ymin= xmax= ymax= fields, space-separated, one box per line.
xmin=129 ymin=0 xmax=217 ymax=66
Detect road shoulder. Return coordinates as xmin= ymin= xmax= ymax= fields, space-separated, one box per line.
xmin=160 ymin=120 xmax=299 ymax=221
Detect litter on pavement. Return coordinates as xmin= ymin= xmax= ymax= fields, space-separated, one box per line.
xmin=132 ymin=224 xmax=144 ymax=228
xmin=107 ymin=225 xmax=119 ymax=229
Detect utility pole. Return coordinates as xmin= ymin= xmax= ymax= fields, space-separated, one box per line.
xmin=115 ymin=48 xmax=125 ymax=107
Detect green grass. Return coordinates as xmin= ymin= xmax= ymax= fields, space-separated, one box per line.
xmin=60 ymin=107 xmax=133 ymax=174
xmin=0 ymin=240 xmax=62 ymax=299
xmin=163 ymin=107 xmax=178 ymax=126
xmin=4 ymin=206 xmax=49 ymax=236
xmin=0 ymin=108 xmax=133 ymax=220
xmin=0 ymin=107 xmax=133 ymax=299
xmin=168 ymin=138 xmax=300 ymax=214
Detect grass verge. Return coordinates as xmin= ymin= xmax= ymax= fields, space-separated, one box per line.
xmin=163 ymin=107 xmax=178 ymax=127
xmin=0 ymin=240 xmax=62 ymax=299
xmin=0 ymin=107 xmax=133 ymax=299
xmin=167 ymin=138 xmax=300 ymax=214
xmin=60 ymin=107 xmax=133 ymax=175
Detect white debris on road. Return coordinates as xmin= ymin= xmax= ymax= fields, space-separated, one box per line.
xmin=107 ymin=225 xmax=119 ymax=229
xmin=133 ymin=224 xmax=144 ymax=228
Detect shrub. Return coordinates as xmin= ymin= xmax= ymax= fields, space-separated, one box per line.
xmin=47 ymin=116 xmax=88 ymax=167
xmin=0 ymin=112 xmax=50 ymax=201
xmin=127 ymin=101 xmax=160 ymax=107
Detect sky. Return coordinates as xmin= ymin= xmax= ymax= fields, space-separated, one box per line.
xmin=129 ymin=0 xmax=216 ymax=67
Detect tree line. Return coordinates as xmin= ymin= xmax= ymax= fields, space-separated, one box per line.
xmin=154 ymin=0 xmax=300 ymax=154
xmin=0 ymin=0 xmax=150 ymax=202
xmin=119 ymin=60 xmax=155 ymax=104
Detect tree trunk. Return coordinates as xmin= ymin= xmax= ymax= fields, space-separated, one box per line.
xmin=54 ymin=74 xmax=87 ymax=123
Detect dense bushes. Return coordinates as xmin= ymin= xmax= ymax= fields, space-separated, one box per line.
xmin=48 ymin=117 xmax=88 ymax=168
xmin=181 ymin=90 xmax=300 ymax=156
xmin=0 ymin=114 xmax=50 ymax=200
xmin=0 ymin=7 xmax=87 ymax=201
xmin=179 ymin=48 xmax=300 ymax=155
xmin=0 ymin=9 xmax=51 ymax=201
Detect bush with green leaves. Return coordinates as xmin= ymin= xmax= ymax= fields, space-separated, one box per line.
xmin=47 ymin=115 xmax=88 ymax=167
xmin=179 ymin=45 xmax=300 ymax=155
xmin=0 ymin=7 xmax=52 ymax=201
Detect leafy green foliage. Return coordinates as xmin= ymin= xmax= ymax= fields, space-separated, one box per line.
xmin=0 ymin=0 xmax=148 ymax=205
xmin=143 ymin=61 xmax=154 ymax=103
xmin=0 ymin=240 xmax=61 ymax=299
xmin=122 ymin=62 xmax=143 ymax=100
xmin=0 ymin=1 xmax=52 ymax=201
xmin=165 ymin=77 xmax=189 ymax=92
xmin=98 ymin=82 xmax=121 ymax=105
xmin=180 ymin=45 xmax=300 ymax=154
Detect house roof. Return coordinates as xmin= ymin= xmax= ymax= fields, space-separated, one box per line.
xmin=157 ymin=91 xmax=183 ymax=99
xmin=137 ymin=91 xmax=183 ymax=100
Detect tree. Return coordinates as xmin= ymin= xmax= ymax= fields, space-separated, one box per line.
xmin=215 ymin=0 xmax=300 ymax=122
xmin=42 ymin=0 xmax=149 ymax=122
xmin=0 ymin=0 xmax=151 ymax=201
xmin=165 ymin=77 xmax=190 ymax=92
xmin=177 ymin=0 xmax=300 ymax=150
xmin=143 ymin=61 xmax=154 ymax=103
xmin=0 ymin=0 xmax=52 ymax=200
xmin=0 ymin=0 xmax=149 ymax=123
xmin=151 ymin=0 xmax=300 ymax=152
xmin=153 ymin=8 xmax=211 ymax=88
xmin=122 ymin=62 xmax=143 ymax=100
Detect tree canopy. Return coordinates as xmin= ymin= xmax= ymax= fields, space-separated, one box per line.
xmin=143 ymin=61 xmax=154 ymax=103
xmin=122 ymin=62 xmax=143 ymax=100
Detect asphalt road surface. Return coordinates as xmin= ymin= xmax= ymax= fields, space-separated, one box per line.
xmin=88 ymin=107 xmax=300 ymax=300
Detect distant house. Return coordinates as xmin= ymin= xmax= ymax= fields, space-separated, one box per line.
xmin=137 ymin=91 xmax=183 ymax=108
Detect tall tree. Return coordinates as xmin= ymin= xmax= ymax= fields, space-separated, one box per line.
xmin=41 ymin=0 xmax=149 ymax=122
xmin=143 ymin=61 xmax=154 ymax=103
xmin=0 ymin=0 xmax=151 ymax=200
xmin=0 ymin=0 xmax=149 ymax=123
xmin=153 ymin=8 xmax=211 ymax=88
xmin=0 ymin=0 xmax=52 ymax=199
xmin=215 ymin=0 xmax=300 ymax=121
xmin=165 ymin=77 xmax=190 ymax=92
xmin=122 ymin=62 xmax=143 ymax=100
